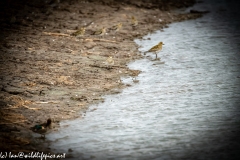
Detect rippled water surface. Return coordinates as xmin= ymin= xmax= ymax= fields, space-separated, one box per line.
xmin=48 ymin=0 xmax=240 ymax=159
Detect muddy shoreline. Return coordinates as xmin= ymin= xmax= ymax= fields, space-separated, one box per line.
xmin=0 ymin=0 xmax=203 ymax=156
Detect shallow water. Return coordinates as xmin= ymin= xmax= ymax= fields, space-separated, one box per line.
xmin=47 ymin=0 xmax=240 ymax=159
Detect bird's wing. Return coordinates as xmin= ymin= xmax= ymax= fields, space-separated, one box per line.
xmin=149 ymin=45 xmax=158 ymax=51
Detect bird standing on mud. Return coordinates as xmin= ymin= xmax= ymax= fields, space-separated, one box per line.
xmin=71 ymin=27 xmax=85 ymax=37
xmin=110 ymin=23 xmax=122 ymax=32
xmin=106 ymin=56 xmax=114 ymax=65
xmin=144 ymin=42 xmax=164 ymax=59
xmin=30 ymin=118 xmax=52 ymax=138
xmin=92 ymin=27 xmax=106 ymax=36
xmin=131 ymin=16 xmax=138 ymax=28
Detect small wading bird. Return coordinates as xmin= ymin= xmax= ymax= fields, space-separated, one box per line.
xmin=131 ymin=16 xmax=138 ymax=28
xmin=92 ymin=27 xmax=106 ymax=36
xmin=30 ymin=118 xmax=52 ymax=138
xmin=110 ymin=23 xmax=122 ymax=32
xmin=144 ymin=42 xmax=164 ymax=59
xmin=106 ymin=56 xmax=114 ymax=65
xmin=71 ymin=27 xmax=85 ymax=37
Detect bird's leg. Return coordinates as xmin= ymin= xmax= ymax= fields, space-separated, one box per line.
xmin=155 ymin=53 xmax=158 ymax=59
